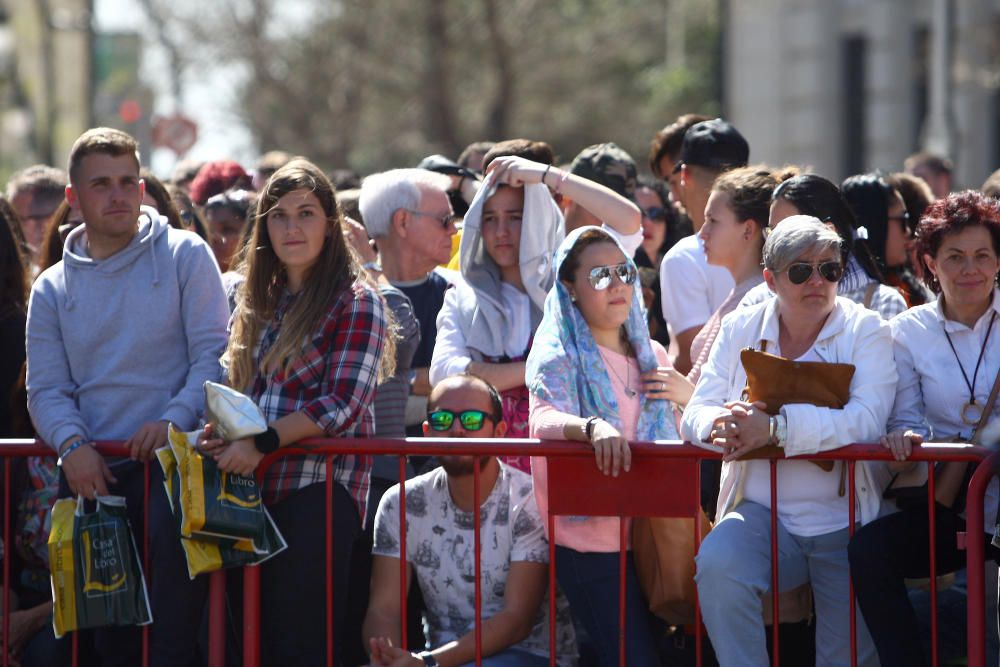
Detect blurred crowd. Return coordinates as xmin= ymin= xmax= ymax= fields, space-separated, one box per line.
xmin=1 ymin=116 xmax=1000 ymax=667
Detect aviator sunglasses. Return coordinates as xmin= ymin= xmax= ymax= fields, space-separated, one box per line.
xmin=427 ymin=410 xmax=493 ymax=432
xmin=782 ymin=261 xmax=844 ymax=285
xmin=588 ymin=262 xmax=638 ymax=290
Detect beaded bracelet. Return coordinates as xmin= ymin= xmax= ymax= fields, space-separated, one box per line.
xmin=57 ymin=438 xmax=93 ymax=467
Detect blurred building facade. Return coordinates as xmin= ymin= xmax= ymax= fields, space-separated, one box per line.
xmin=724 ymin=0 xmax=1000 ymax=188
xmin=0 ymin=0 xmax=93 ymax=183
xmin=0 ymin=0 xmax=150 ymax=185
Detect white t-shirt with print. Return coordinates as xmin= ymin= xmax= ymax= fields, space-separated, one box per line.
xmin=373 ymin=463 xmax=576 ymax=665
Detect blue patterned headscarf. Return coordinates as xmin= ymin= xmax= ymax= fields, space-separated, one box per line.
xmin=525 ymin=226 xmax=679 ymax=440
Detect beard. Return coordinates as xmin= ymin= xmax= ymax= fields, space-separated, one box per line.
xmin=440 ymin=455 xmax=493 ymax=477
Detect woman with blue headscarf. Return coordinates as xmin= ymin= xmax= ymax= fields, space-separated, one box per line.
xmin=526 ymin=225 xmax=680 ymax=666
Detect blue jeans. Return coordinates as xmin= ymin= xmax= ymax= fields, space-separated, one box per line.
xmin=696 ymin=501 xmax=877 ymax=667
xmin=554 ymin=546 xmax=659 ymax=667
xmin=457 ymin=648 xmax=550 ymax=666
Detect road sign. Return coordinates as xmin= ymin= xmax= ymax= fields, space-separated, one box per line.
xmin=153 ymin=114 xmax=198 ymax=156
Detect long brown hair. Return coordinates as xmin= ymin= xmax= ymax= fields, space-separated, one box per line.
xmin=225 ymin=158 xmax=395 ymax=389
xmin=0 ymin=197 xmax=29 ymax=318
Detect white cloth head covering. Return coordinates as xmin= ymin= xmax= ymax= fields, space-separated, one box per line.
xmin=453 ymin=172 xmax=565 ymax=358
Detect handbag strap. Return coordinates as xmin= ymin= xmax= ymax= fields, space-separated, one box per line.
xmin=971 ymin=364 xmax=1000 ymax=444
xmin=863 ymin=283 xmax=878 ymax=309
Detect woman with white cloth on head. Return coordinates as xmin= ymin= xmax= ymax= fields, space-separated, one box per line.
xmin=430 ymin=156 xmax=641 ymax=469
xmin=681 ymin=216 xmax=896 ymax=667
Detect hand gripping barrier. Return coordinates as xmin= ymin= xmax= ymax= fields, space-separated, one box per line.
xmin=0 ymin=438 xmax=992 ymax=666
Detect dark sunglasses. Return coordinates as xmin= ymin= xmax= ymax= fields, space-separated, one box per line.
xmin=783 ymin=261 xmax=844 ymax=285
xmin=405 ymin=208 xmax=455 ymax=229
xmin=427 ymin=410 xmax=492 ymax=432
xmin=588 ymin=262 xmax=638 ymax=290
xmin=641 ymin=207 xmax=668 ymax=222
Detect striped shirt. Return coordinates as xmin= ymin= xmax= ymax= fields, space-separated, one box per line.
xmin=250 ymin=280 xmax=386 ymax=518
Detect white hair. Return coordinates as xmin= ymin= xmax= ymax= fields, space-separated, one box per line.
xmin=763 ymin=215 xmax=843 ymax=272
xmin=358 ymin=168 xmax=451 ymax=239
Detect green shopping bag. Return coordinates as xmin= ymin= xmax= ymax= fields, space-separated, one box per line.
xmin=158 ymin=434 xmax=287 ymax=579
xmin=48 ymin=495 xmax=153 ymax=638
xmin=168 ymin=425 xmax=266 ymax=542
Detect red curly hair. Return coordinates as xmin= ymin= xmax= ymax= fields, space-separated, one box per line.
xmin=188 ymin=160 xmax=251 ymax=205
xmin=915 ymin=190 xmax=1000 ymax=293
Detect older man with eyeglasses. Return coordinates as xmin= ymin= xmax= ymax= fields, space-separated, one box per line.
xmin=358 ymin=168 xmax=459 ymax=427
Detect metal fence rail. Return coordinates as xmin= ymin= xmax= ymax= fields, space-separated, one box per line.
xmin=0 ymin=438 xmax=992 ymax=667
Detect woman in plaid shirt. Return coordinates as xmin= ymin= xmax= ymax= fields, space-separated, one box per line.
xmin=203 ymin=158 xmax=392 ymax=665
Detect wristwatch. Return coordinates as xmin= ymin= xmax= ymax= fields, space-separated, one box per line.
xmin=769 ymin=414 xmax=788 ymax=447
xmin=417 ymin=652 xmax=439 ymax=666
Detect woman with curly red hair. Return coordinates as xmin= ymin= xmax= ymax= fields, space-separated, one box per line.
xmin=188 ymin=160 xmax=251 ymax=206
xmin=849 ymin=190 xmax=1000 ymax=667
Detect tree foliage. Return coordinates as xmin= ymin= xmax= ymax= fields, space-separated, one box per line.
xmin=153 ymin=0 xmax=721 ymax=173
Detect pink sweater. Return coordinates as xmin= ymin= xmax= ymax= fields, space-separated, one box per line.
xmin=529 ymin=342 xmax=669 ymax=552
xmin=687 ymin=276 xmax=763 ymax=385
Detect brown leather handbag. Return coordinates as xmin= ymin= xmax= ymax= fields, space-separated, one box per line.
xmin=739 ymin=346 xmax=856 ymax=473
xmin=632 ymin=511 xmax=712 ymax=625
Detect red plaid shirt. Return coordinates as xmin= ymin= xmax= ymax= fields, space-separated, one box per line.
xmin=250 ymin=280 xmax=386 ymax=518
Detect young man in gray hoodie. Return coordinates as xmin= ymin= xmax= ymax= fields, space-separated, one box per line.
xmin=26 ymin=127 xmax=229 ymax=666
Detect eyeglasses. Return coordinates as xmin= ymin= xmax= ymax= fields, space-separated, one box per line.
xmin=782 ymin=261 xmax=844 ymax=285
xmin=404 ymin=209 xmax=455 ymax=229
xmin=427 ymin=409 xmax=492 ymax=432
xmin=587 ymin=262 xmax=638 ymax=290
xmin=641 ymin=207 xmax=668 ymax=222
xmin=887 ymin=211 xmax=911 ymax=226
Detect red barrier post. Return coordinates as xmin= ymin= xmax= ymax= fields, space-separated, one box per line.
xmin=243 ymin=556 xmax=262 ymax=667
xmin=694 ymin=460 xmax=703 ymax=667
xmin=3 ymin=458 xmax=10 ymax=667
xmin=928 ymin=461 xmax=939 ymax=667
xmin=208 ymin=571 xmax=226 ymax=667
xmin=325 ymin=457 xmax=335 ymax=666
xmin=619 ymin=519 xmax=627 ymax=667
xmin=398 ymin=454 xmax=408 ymax=650
xmin=473 ymin=458 xmax=482 ymax=665
xmin=964 ymin=452 xmax=999 ymax=667
xmin=548 ymin=512 xmax=557 ymax=667
xmin=848 ymin=461 xmax=857 ymax=667
xmin=769 ymin=459 xmax=779 ymax=667
xmin=142 ymin=463 xmax=151 ymax=667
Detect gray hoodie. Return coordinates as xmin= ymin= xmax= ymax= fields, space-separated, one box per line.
xmin=27 ymin=205 xmax=229 ymax=451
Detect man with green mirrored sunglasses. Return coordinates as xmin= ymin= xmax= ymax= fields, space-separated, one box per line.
xmin=363 ymin=374 xmax=576 ymax=666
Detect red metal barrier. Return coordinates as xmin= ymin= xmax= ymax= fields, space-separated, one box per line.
xmin=0 ymin=440 xmax=229 ymax=667
xmin=247 ymin=438 xmax=994 ymax=667
xmin=0 ymin=438 xmax=992 ymax=666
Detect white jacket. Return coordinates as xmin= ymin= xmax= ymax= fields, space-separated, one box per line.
xmin=680 ymin=296 xmax=898 ymax=526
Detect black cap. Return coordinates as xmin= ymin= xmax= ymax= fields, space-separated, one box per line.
xmin=569 ymin=142 xmax=637 ymax=201
xmin=416 ymin=154 xmax=476 ymax=180
xmin=673 ymin=119 xmax=749 ymax=173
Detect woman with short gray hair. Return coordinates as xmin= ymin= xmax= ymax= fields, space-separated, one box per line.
xmin=681 ymin=216 xmax=897 ymax=666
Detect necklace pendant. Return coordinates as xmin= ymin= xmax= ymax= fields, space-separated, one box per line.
xmin=625 ymin=387 xmax=637 ymax=397
xmin=962 ymin=400 xmax=984 ymax=426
